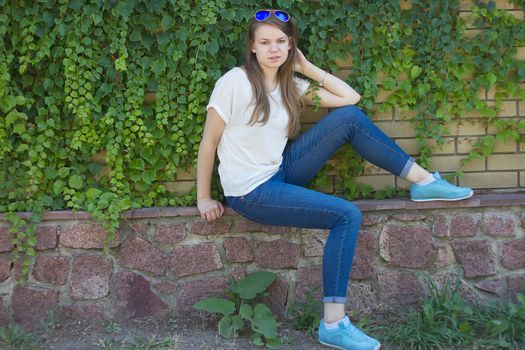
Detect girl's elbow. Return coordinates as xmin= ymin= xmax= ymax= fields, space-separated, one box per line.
xmin=348 ymin=93 xmax=361 ymax=105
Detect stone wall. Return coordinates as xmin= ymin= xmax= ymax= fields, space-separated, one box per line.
xmin=0 ymin=194 xmax=524 ymax=329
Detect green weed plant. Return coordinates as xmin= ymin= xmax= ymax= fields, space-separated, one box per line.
xmin=193 ymin=271 xmax=281 ymax=349
xmin=375 ymin=276 xmax=525 ymax=349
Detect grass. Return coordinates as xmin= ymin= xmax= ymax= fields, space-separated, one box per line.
xmin=96 ymin=335 xmax=179 ymax=350
xmin=372 ymin=277 xmax=525 ymax=349
xmin=0 ymin=322 xmax=41 ymax=350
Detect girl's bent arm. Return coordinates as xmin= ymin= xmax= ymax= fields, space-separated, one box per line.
xmin=197 ymin=107 xmax=226 ymax=220
xmin=294 ymin=49 xmax=360 ymax=108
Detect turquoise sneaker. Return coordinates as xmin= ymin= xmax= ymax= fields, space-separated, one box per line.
xmin=410 ymin=172 xmax=473 ymax=202
xmin=318 ymin=317 xmax=381 ymax=350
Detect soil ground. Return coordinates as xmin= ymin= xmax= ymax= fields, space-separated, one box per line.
xmin=5 ymin=315 xmax=342 ymax=350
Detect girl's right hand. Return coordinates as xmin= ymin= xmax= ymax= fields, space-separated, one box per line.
xmin=197 ymin=197 xmax=224 ymax=221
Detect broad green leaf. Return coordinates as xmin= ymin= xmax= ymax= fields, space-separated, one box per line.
xmin=192 ymin=297 xmax=235 ymax=316
xmin=53 ymin=180 xmax=66 ymax=195
xmin=229 ymin=271 xmax=277 ymax=300
xmin=410 ymin=65 xmax=422 ymax=79
xmin=266 ymin=338 xmax=282 ymax=349
xmin=86 ymin=188 xmax=102 ymax=201
xmin=68 ymin=175 xmax=83 ymax=189
xmin=218 ymin=316 xmax=235 ymax=338
xmin=251 ymin=304 xmax=277 ymax=339
xmin=381 ymin=77 xmax=396 ymax=90
xmin=240 ymin=304 xmax=253 ymax=320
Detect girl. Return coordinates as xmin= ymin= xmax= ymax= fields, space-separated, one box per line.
xmin=197 ymin=9 xmax=472 ymax=350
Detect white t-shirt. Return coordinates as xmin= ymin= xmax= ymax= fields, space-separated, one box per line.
xmin=206 ymin=67 xmax=310 ymax=196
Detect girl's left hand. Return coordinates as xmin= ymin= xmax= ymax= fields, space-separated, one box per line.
xmin=294 ymin=48 xmax=309 ymax=73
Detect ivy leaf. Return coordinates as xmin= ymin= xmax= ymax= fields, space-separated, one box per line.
xmin=0 ymin=96 xmax=16 ymax=113
xmin=381 ymin=77 xmax=396 ymax=90
xmin=410 ymin=66 xmax=422 ymax=79
xmin=145 ymin=0 xmax=165 ymax=12
xmin=86 ymin=188 xmax=102 ymax=201
xmin=114 ymin=0 xmax=138 ymax=19
xmin=69 ymin=175 xmax=83 ymax=189
xmin=53 ymin=180 xmax=66 ymax=195
xmin=151 ymin=58 xmax=167 ymax=77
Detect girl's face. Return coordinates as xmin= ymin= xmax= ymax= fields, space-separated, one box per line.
xmin=251 ymin=23 xmax=291 ymax=71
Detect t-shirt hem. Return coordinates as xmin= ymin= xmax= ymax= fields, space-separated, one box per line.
xmin=222 ymin=171 xmax=278 ymax=197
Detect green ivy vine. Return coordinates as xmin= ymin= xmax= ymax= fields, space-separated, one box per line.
xmin=0 ymin=0 xmax=524 ymax=283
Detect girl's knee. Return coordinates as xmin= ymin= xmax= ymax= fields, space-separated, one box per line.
xmin=340 ymin=202 xmax=362 ymax=225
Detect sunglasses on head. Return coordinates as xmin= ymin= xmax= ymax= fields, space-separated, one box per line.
xmin=254 ymin=9 xmax=290 ymax=22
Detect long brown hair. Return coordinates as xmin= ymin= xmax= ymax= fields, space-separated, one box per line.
xmin=244 ymin=13 xmax=304 ymax=139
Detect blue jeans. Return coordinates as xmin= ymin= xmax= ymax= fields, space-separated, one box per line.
xmin=225 ymin=105 xmax=414 ymax=304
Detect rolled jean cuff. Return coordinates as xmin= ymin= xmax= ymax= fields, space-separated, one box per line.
xmin=399 ymin=156 xmax=415 ymax=179
xmin=323 ymin=296 xmax=347 ymax=304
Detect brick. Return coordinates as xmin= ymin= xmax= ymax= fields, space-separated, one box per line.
xmin=165 ymin=181 xmax=195 ymax=193
xmin=36 ymin=225 xmax=58 ymax=250
xmin=378 ymin=270 xmax=426 ymax=309
xmin=450 ymin=213 xmax=481 ymax=237
xmin=70 ymin=254 xmax=112 ymax=300
xmin=521 ymin=172 xmax=525 ymax=188
xmin=232 ymin=218 xmax=290 ymax=235
xmin=114 ymin=271 xmax=169 ymax=319
xmin=459 ymin=172 xmax=518 ymax=188
xmin=0 ymin=259 xmax=11 ymax=282
xmin=351 ymin=231 xmax=376 ymax=280
xmin=223 ymin=237 xmax=254 ymax=262
xmin=301 ymin=106 xmax=329 ymax=123
xmin=295 ymin=265 xmax=322 ymax=301
xmin=493 ymin=139 xmax=518 ymax=153
xmin=62 ymin=303 xmax=105 ymax=321
xmin=354 ymin=174 xmax=395 ymax=189
xmin=448 ymin=120 xmax=486 ymax=135
xmin=380 ymin=225 xmax=434 ymax=268
xmin=60 ymin=223 xmax=119 ymax=249
xmin=487 ymin=154 xmax=525 ymax=171
xmin=155 ymin=222 xmax=185 ymax=243
xmin=188 ymin=219 xmax=231 ymax=236
xmin=507 ymin=274 xmax=525 ymax=304
xmin=254 ymin=239 xmax=300 ymax=269
xmin=301 ymin=229 xmax=328 ymax=257
xmin=362 ymin=162 xmax=389 ymax=175
xmin=371 ymin=104 xmax=393 ymax=121
xmin=362 ymin=214 xmax=387 ymax=226
xmin=128 ymin=221 xmax=150 ymax=236
xmin=457 ymin=137 xmax=477 ymax=154
xmin=430 ymin=155 xmax=485 ymax=172
xmin=433 ymin=215 xmax=449 ymax=237
xmin=0 ymin=226 xmax=14 ymax=253
xmin=117 ymin=236 xmax=169 ymax=276
xmin=177 ymin=276 xmax=230 ymax=315
xmin=390 ymin=213 xmax=427 ymax=221
xmin=483 ymin=212 xmax=516 ymax=237
xmin=346 ymin=283 xmax=375 ymax=314
xmin=231 ymin=266 xmax=247 ymax=281
xmin=176 ymin=167 xmax=196 ymax=180
xmin=374 ymin=121 xmax=416 ymax=137
xmin=154 ymin=281 xmax=177 ymax=294
xmin=172 ymin=243 xmax=222 ymax=277
xmin=33 ymin=255 xmax=69 ymax=285
xmin=474 ymin=278 xmax=504 ymax=295
xmin=500 ymin=238 xmax=525 ymax=269
xmin=260 ymin=278 xmax=289 ymax=320
xmin=435 ymin=246 xmax=454 ymax=268
xmin=12 ymin=286 xmax=59 ymax=330
xmin=451 ymin=240 xmax=496 ymax=278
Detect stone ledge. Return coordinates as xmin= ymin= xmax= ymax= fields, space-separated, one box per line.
xmin=1 ymin=193 xmax=524 ymax=222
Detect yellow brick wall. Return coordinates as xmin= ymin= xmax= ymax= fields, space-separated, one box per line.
xmin=349 ymin=0 xmax=525 ymax=192
xmin=175 ymin=0 xmax=524 ymax=195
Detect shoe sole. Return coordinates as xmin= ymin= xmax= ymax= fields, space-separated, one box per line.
xmin=410 ymin=190 xmax=474 ymax=202
xmin=319 ymin=339 xmax=381 ymax=350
